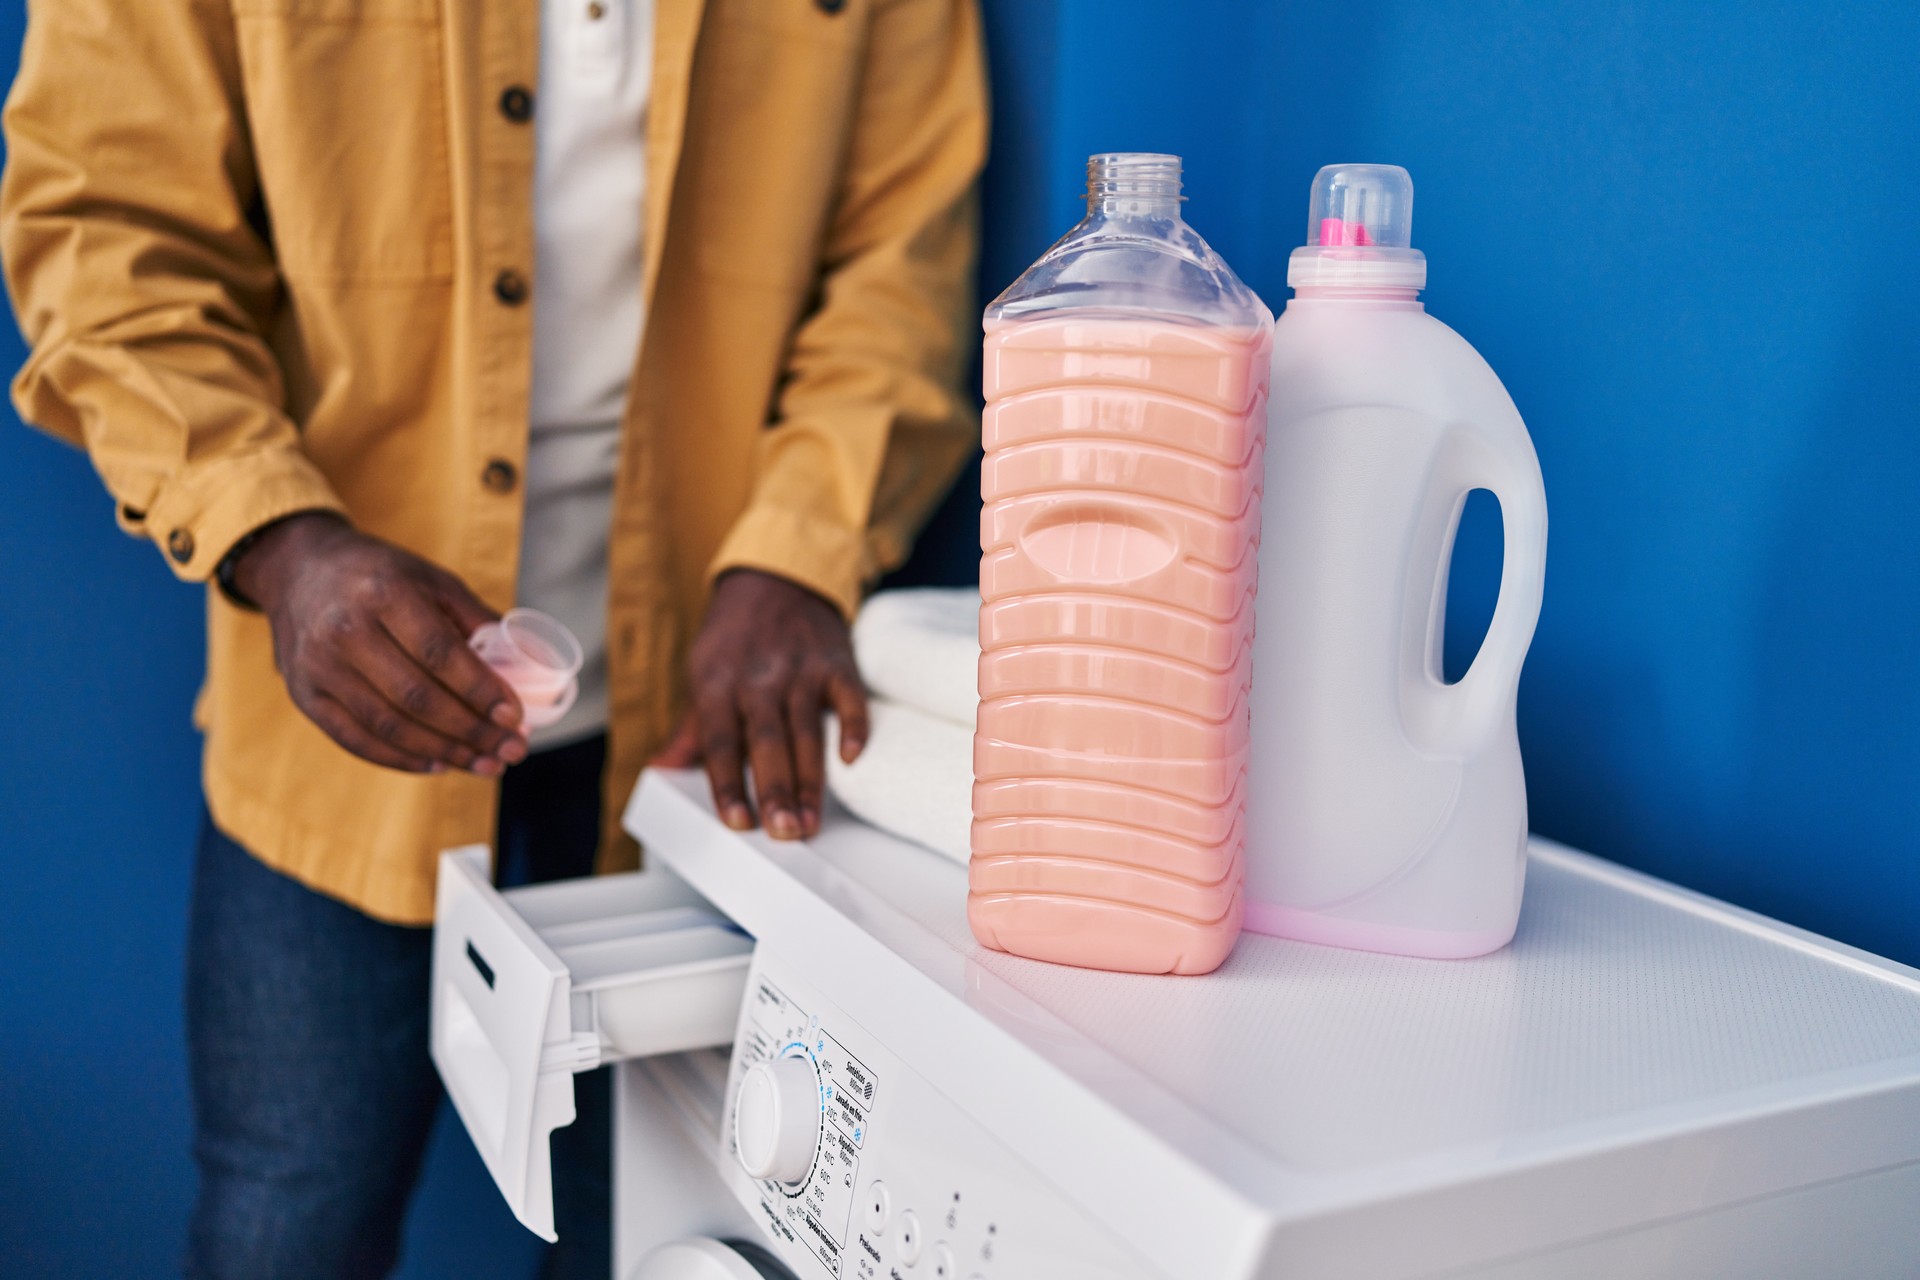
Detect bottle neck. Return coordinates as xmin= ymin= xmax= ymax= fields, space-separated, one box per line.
xmin=1088 ymin=195 xmax=1184 ymax=220
xmin=1085 ymin=153 xmax=1184 ymax=221
xmin=1291 ymin=283 xmax=1425 ymax=310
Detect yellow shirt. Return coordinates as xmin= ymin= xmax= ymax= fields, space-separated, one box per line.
xmin=1 ymin=0 xmax=986 ymax=923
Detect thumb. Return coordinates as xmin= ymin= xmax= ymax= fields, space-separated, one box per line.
xmin=650 ymin=713 xmax=702 ymax=768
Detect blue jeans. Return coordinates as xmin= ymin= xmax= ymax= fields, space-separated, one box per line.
xmin=184 ymin=736 xmax=613 ymax=1279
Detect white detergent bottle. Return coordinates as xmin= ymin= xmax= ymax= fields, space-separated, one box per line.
xmin=1245 ymin=164 xmax=1547 ymax=958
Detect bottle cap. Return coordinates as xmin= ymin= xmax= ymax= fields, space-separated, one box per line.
xmin=1288 ymin=164 xmax=1427 ymax=290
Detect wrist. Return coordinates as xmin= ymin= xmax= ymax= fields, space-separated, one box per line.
xmin=227 ymin=511 xmax=351 ymax=610
xmin=714 ymin=567 xmax=834 ymax=611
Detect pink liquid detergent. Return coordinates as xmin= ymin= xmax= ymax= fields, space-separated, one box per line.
xmin=470 ymin=608 xmax=583 ymax=732
xmin=969 ymin=155 xmax=1272 ymax=975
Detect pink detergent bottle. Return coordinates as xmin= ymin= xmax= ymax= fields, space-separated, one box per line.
xmin=970 ymin=153 xmax=1273 ymax=975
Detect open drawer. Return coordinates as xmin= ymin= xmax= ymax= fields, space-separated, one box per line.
xmin=429 ymin=846 xmax=753 ymax=1241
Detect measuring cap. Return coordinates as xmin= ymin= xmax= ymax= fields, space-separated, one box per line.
xmin=1288 ymin=164 xmax=1427 ymax=290
xmin=470 ymin=607 xmax=584 ymax=731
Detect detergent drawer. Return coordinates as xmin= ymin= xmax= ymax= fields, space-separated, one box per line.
xmin=429 ymin=846 xmax=753 ymax=1243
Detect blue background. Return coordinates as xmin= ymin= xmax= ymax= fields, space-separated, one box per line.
xmin=4 ymin=1 xmax=1916 ymax=1275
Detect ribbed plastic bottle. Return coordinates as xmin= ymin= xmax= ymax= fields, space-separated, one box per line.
xmin=970 ymin=153 xmax=1273 ymax=976
xmin=1246 ymin=164 xmax=1548 ymax=958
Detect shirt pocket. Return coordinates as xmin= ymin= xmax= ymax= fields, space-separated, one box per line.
xmin=231 ymin=0 xmax=455 ymax=282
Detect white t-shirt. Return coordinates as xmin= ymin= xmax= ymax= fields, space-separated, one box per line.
xmin=520 ymin=0 xmax=654 ymax=748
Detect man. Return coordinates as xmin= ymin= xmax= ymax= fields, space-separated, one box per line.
xmin=1 ymin=0 xmax=985 ymax=1275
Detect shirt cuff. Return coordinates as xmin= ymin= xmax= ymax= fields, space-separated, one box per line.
xmin=708 ymin=503 xmax=873 ymax=623
xmin=139 ymin=447 xmax=348 ymax=582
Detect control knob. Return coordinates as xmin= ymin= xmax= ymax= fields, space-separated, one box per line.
xmin=734 ymin=1055 xmax=821 ymax=1184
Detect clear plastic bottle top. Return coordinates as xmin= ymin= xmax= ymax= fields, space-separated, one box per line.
xmin=986 ymin=153 xmax=1271 ymax=330
xmin=1287 ymin=163 xmax=1427 ymax=291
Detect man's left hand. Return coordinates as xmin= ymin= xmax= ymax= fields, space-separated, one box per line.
xmin=654 ymin=569 xmax=869 ymax=839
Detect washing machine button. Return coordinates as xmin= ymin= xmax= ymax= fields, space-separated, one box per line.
xmin=928 ymin=1241 xmax=957 ymax=1279
xmin=863 ymin=1180 xmax=891 ymax=1234
xmin=896 ymin=1211 xmax=923 ymax=1264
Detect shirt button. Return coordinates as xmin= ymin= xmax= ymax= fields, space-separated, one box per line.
xmin=167 ymin=528 xmax=196 ymax=564
xmin=498 ymin=85 xmax=534 ymax=124
xmin=586 ymin=1 xmax=606 ymax=18
xmin=492 ymin=269 xmax=529 ymax=306
xmin=481 ymin=459 xmax=519 ymax=494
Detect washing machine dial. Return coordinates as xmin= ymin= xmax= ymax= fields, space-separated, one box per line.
xmin=734 ymin=1054 xmax=821 ymax=1184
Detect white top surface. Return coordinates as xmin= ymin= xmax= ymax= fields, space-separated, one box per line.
xmin=958 ymin=847 xmax=1920 ymax=1173
xmin=631 ymin=769 xmax=1920 ymax=1277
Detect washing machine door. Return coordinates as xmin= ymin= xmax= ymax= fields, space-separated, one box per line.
xmin=633 ymin=1237 xmax=799 ymax=1280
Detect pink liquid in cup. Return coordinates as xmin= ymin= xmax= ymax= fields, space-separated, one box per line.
xmin=469 ymin=608 xmax=583 ymax=732
xmin=972 ymin=316 xmax=1270 ymax=975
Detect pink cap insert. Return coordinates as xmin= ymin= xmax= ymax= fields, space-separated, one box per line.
xmin=1318 ymin=216 xmax=1375 ymax=247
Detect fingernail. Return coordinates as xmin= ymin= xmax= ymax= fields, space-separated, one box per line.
xmin=490 ymin=702 xmax=520 ymax=727
xmin=841 ymin=740 xmax=864 ymax=762
xmin=473 ymin=758 xmax=504 ymax=779
xmin=427 ymin=762 xmax=446 ymax=774
xmin=767 ymin=809 xmax=801 ymax=840
xmin=723 ymin=803 xmax=753 ymax=831
xmin=800 ymin=807 xmax=820 ymax=835
xmin=498 ymin=737 xmax=527 ymax=765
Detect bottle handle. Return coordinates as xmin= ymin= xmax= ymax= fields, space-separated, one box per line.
xmin=1446 ymin=431 xmax=1548 ymax=749
xmin=1397 ymin=422 xmax=1547 ymax=757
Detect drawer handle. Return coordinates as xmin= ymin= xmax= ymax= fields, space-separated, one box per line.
xmin=467 ymin=939 xmax=496 ymax=989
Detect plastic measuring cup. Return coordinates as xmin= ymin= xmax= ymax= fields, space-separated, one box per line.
xmin=469 ymin=608 xmax=583 ymax=731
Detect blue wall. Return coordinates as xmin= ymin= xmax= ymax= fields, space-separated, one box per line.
xmin=914 ymin=0 xmax=1920 ymax=963
xmin=5 ymin=1 xmax=1917 ymax=1275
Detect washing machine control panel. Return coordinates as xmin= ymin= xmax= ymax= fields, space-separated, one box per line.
xmin=719 ymin=949 xmax=1154 ymax=1280
xmin=727 ymin=974 xmax=873 ymax=1273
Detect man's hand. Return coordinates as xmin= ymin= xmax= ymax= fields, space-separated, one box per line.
xmin=232 ymin=513 xmax=529 ymax=776
xmin=654 ymin=569 xmax=869 ymax=840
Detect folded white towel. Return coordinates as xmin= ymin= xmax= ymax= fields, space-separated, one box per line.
xmin=851 ymin=586 xmax=980 ymax=729
xmin=826 ymin=700 xmax=974 ymax=866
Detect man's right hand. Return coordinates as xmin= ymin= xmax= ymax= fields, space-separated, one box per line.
xmin=231 ymin=513 xmax=529 ymax=776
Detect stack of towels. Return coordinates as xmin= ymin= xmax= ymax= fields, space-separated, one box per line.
xmin=825 ymin=587 xmax=980 ymax=866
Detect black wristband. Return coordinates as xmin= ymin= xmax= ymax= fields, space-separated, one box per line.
xmin=214 ymin=526 xmax=269 ymax=611
xmin=215 ymin=510 xmax=339 ymax=611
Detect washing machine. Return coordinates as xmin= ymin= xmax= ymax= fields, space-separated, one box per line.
xmin=630 ymin=1238 xmax=794 ymax=1280
xmin=432 ymin=768 xmax=1920 ymax=1280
